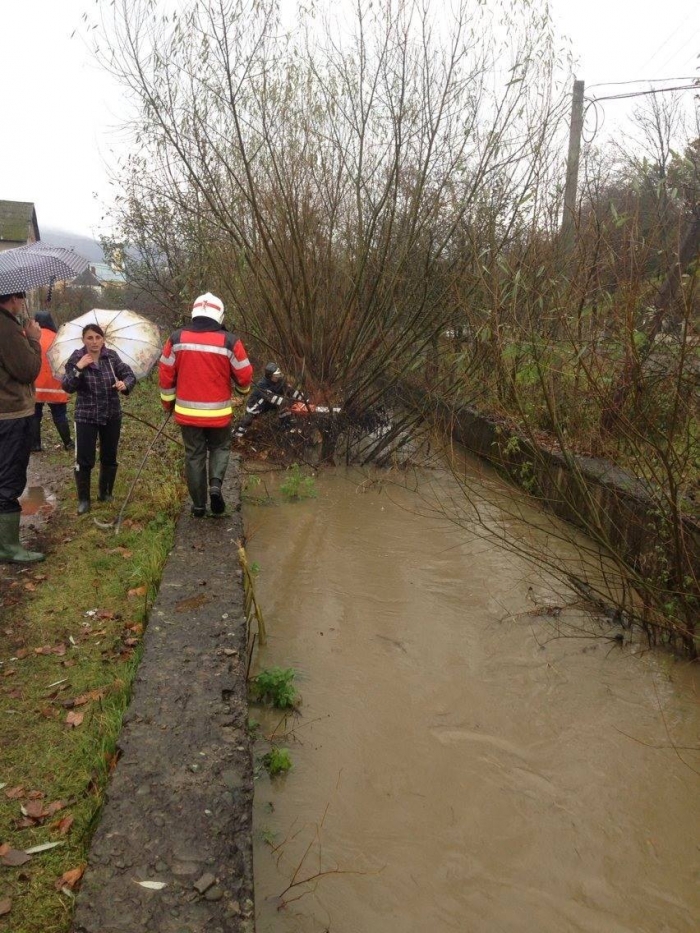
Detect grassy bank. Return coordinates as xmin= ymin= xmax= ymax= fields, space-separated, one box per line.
xmin=0 ymin=379 xmax=185 ymax=932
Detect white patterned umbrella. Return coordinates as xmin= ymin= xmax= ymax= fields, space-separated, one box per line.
xmin=0 ymin=243 xmax=89 ymax=293
xmin=47 ymin=309 xmax=162 ymax=381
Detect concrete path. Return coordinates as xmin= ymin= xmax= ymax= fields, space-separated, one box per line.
xmin=73 ymin=463 xmax=255 ymax=933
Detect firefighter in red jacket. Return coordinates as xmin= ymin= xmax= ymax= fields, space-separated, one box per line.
xmin=159 ymin=292 xmax=252 ymax=517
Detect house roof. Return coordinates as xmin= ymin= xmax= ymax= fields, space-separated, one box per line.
xmin=0 ymin=200 xmax=40 ymax=244
xmin=93 ymin=262 xmax=126 ymax=285
xmin=71 ymin=267 xmax=102 ymax=288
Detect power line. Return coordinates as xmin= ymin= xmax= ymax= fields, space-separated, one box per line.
xmin=589 ymin=83 xmax=698 ymax=104
xmin=656 ymin=28 xmax=700 ymax=74
xmin=636 ymin=0 xmax=699 ymax=72
xmin=587 ymin=76 xmax=699 ymax=90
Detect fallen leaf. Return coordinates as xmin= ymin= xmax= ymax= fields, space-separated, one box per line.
xmin=4 ymin=786 xmax=25 ymax=800
xmin=0 ymin=844 xmax=8 ymax=857
xmin=24 ymin=841 xmax=63 ymax=854
xmin=123 ymin=638 xmax=139 ymax=647
xmin=40 ymin=707 xmax=58 ymax=719
xmin=22 ymin=799 xmax=45 ymax=820
xmin=53 ymin=814 xmax=74 ymax=835
xmin=104 ymin=751 xmax=119 ymax=774
xmin=16 ymin=817 xmax=36 ymax=829
xmin=27 ymin=790 xmax=44 ymax=800
xmin=134 ymin=879 xmax=167 ymax=890
xmin=45 ymin=800 xmax=66 ymax=817
xmin=65 ymin=711 xmax=84 ymax=728
xmin=0 ymin=847 xmax=31 ymax=867
xmin=127 ymin=585 xmax=147 ymax=598
xmin=23 ymin=581 xmax=36 ymax=592
xmin=15 ymin=649 xmax=29 ymax=659
xmin=0 ymin=897 xmax=11 ymax=916
xmin=32 ymin=573 xmax=47 ymax=581
xmin=56 ymin=865 xmax=84 ymax=890
xmin=6 ymin=688 xmax=22 ymax=699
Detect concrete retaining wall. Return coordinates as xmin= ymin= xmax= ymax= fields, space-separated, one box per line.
xmin=73 ymin=465 xmax=255 ymax=933
xmin=401 ymin=385 xmax=699 ymax=576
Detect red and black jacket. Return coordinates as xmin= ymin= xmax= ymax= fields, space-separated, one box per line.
xmin=159 ymin=318 xmax=253 ymax=428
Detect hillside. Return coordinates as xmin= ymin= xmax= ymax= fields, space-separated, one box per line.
xmin=40 ymin=226 xmax=104 ymax=263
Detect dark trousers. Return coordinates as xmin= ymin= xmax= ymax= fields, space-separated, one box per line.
xmin=0 ymin=416 xmax=32 ymax=513
xmin=75 ymin=419 xmax=121 ymax=472
xmin=180 ymin=424 xmax=232 ymax=508
xmin=35 ymin=402 xmax=69 ymax=428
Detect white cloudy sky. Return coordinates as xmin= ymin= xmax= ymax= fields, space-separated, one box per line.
xmin=1 ymin=0 xmax=698 ymax=238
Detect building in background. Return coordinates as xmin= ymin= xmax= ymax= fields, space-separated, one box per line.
xmin=69 ymin=261 xmax=126 ymax=298
xmin=0 ymin=200 xmax=40 ymax=253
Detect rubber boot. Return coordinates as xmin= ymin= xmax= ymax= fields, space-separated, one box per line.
xmin=75 ymin=469 xmax=92 ymax=515
xmin=56 ymin=421 xmax=73 ymax=452
xmin=98 ymin=464 xmax=117 ymax=503
xmin=209 ymin=478 xmax=225 ymax=515
xmin=0 ymin=512 xmax=44 ymax=563
xmin=30 ymin=417 xmax=42 ymax=452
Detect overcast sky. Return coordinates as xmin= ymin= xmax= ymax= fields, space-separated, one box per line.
xmin=1 ymin=0 xmax=698 ymax=238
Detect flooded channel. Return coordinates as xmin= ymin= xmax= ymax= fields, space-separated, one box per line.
xmin=246 ymin=462 xmax=700 ymax=933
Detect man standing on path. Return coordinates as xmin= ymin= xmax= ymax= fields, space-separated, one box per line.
xmin=0 ymin=292 xmax=44 ymax=562
xmin=159 ymin=292 xmax=253 ymax=517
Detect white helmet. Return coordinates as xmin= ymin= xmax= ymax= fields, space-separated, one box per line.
xmin=192 ymin=292 xmax=224 ymax=324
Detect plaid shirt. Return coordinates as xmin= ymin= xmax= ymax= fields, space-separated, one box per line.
xmin=62 ymin=348 xmax=136 ymax=424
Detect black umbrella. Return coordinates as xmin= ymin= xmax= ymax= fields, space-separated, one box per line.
xmin=0 ymin=242 xmax=89 ymax=294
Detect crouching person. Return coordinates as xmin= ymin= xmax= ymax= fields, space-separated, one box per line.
xmin=159 ymin=293 xmax=253 ymax=517
xmin=233 ymin=362 xmax=306 ymax=439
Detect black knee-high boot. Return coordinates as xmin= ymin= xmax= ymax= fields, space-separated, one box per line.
xmin=98 ymin=465 xmax=118 ymax=502
xmin=75 ymin=469 xmax=92 ymax=514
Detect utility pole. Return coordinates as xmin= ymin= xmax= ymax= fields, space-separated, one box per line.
xmin=561 ymin=78 xmax=585 ymax=248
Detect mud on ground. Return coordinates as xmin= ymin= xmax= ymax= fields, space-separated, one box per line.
xmin=72 ymin=465 xmax=255 ymax=933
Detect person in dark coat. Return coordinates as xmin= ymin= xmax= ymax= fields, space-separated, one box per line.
xmin=0 ymin=291 xmax=44 ymax=562
xmin=31 ymin=310 xmax=72 ymax=452
xmin=62 ymin=324 xmax=136 ymax=514
xmin=233 ymin=362 xmax=307 ymax=439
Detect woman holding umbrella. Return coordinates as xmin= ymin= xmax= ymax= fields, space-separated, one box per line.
xmin=62 ymin=324 xmax=136 ymax=514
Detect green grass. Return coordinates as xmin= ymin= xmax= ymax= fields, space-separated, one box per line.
xmin=279 ymin=463 xmax=317 ymax=501
xmin=0 ymin=377 xmax=185 ymax=933
xmin=250 ymin=666 xmax=299 ymax=709
xmin=261 ymin=747 xmax=293 ymax=777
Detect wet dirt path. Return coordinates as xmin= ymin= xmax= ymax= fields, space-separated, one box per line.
xmin=246 ymin=465 xmax=700 ymax=933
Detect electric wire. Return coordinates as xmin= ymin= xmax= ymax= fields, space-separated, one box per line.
xmin=587 ymin=76 xmax=699 ymax=90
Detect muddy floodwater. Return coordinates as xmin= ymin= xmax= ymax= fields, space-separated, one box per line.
xmin=246 ymin=464 xmax=700 ymax=933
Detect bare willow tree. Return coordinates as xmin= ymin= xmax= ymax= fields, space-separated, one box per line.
xmin=94 ymin=0 xmax=568 ymax=457
xmin=423 ymin=96 xmax=700 ymax=653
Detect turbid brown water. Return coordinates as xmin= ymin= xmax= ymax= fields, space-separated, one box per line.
xmin=246 ymin=463 xmax=700 ymax=933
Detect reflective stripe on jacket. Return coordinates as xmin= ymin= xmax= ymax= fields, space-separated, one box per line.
xmin=35 ymin=328 xmax=69 ymax=404
xmin=158 ymin=320 xmax=253 ymax=428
